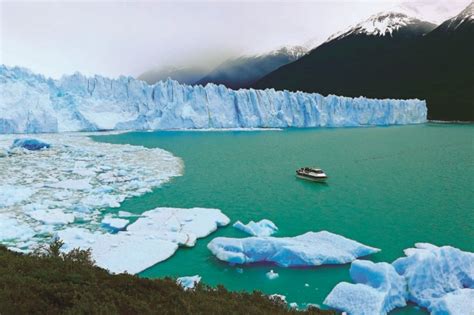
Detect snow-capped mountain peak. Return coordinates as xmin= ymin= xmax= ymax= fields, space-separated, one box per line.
xmin=327 ymin=11 xmax=434 ymax=42
xmin=256 ymin=45 xmax=309 ymax=60
xmin=443 ymin=1 xmax=473 ymax=30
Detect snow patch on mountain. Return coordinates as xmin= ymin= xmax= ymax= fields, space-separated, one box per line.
xmin=327 ymin=12 xmax=431 ymax=41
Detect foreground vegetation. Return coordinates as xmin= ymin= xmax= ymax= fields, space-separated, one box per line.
xmin=0 ymin=242 xmax=336 ymax=314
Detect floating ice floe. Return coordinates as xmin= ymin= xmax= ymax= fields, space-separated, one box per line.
xmin=177 ymin=275 xmax=202 ymax=290
xmin=0 ymin=132 xmax=182 ymax=252
xmin=207 ymin=231 xmax=379 ymax=267
xmin=266 ymin=270 xmax=279 ymax=280
xmin=0 ymin=185 xmax=35 ymax=207
xmin=233 ymin=219 xmax=278 ymax=237
xmin=0 ymin=213 xmax=35 ymax=245
xmin=11 ymin=138 xmax=50 ymax=150
xmin=58 ymin=207 xmax=229 ymax=274
xmin=27 ymin=209 xmax=75 ymax=225
xmin=324 ymin=243 xmax=474 ymax=314
xmin=101 ymin=216 xmax=129 ymax=231
xmin=324 ymin=260 xmax=407 ymax=315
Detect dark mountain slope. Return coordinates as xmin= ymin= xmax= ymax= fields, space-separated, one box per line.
xmin=255 ymin=7 xmax=473 ymax=121
xmin=196 ymin=46 xmax=308 ymax=89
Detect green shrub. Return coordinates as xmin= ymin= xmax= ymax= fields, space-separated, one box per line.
xmin=0 ymin=244 xmax=336 ymax=315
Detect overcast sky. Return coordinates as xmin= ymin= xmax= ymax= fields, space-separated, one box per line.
xmin=0 ymin=0 xmax=470 ymax=79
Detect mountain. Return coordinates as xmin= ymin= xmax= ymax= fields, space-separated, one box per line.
xmin=254 ymin=3 xmax=474 ymax=121
xmin=137 ymin=66 xmax=208 ymax=85
xmin=195 ymin=46 xmax=309 ymax=89
xmin=326 ymin=11 xmax=436 ymax=40
xmin=0 ymin=65 xmax=426 ymax=134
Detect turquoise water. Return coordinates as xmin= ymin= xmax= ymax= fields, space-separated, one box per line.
xmin=94 ymin=124 xmax=474 ymax=314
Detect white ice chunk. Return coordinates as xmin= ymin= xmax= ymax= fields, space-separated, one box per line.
xmin=101 ymin=216 xmax=129 ymax=230
xmin=207 ymin=231 xmax=379 ymax=267
xmin=431 ymin=289 xmax=474 ymax=315
xmin=127 ymin=207 xmax=230 ymax=245
xmin=392 ymin=243 xmax=474 ymax=313
xmin=57 ymin=227 xmax=178 ymax=274
xmin=0 ymin=185 xmax=34 ymax=207
xmin=0 ymin=213 xmax=35 ymax=242
xmin=177 ymin=275 xmax=201 ymax=290
xmin=324 ymin=260 xmax=407 ymax=315
xmin=233 ymin=219 xmax=278 ymax=237
xmin=28 ymin=209 xmax=75 ymax=225
xmin=269 ymin=294 xmax=287 ymax=302
xmin=48 ymin=179 xmax=92 ymax=191
xmin=58 ymin=207 xmax=229 ymax=274
xmin=266 ymin=270 xmax=279 ymax=280
xmin=324 ymin=243 xmax=474 ymax=314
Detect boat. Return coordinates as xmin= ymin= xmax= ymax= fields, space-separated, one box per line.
xmin=296 ymin=167 xmax=328 ymax=182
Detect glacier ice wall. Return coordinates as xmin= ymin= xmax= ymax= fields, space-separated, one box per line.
xmin=0 ymin=65 xmax=427 ymax=134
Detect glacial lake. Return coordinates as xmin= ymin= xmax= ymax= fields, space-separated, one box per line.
xmin=93 ymin=123 xmax=474 ymax=314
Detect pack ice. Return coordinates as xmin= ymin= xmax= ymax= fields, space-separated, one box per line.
xmin=0 ymin=133 xmax=181 ymax=253
xmin=207 ymin=231 xmax=380 ymax=267
xmin=0 ymin=65 xmax=427 ymax=134
xmin=324 ymin=243 xmax=474 ymax=314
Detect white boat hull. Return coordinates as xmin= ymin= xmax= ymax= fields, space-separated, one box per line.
xmin=296 ymin=174 xmax=327 ymax=182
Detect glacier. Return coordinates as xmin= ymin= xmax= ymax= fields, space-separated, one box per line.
xmin=324 ymin=243 xmax=474 ymax=314
xmin=207 ymin=231 xmax=380 ymax=267
xmin=0 ymin=65 xmax=427 ymax=134
xmin=233 ymin=219 xmax=278 ymax=237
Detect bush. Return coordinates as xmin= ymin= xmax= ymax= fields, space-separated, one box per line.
xmin=0 ymin=244 xmax=336 ymax=315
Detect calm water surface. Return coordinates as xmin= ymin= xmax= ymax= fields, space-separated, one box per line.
xmin=94 ymin=123 xmax=474 ymax=314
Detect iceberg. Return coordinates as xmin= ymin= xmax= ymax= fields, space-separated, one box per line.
xmin=11 ymin=138 xmax=50 ymax=150
xmin=207 ymin=231 xmax=380 ymax=267
xmin=324 ymin=243 xmax=474 ymax=314
xmin=0 ymin=65 xmax=427 ymax=134
xmin=431 ymin=288 xmax=474 ymax=315
xmin=233 ymin=219 xmax=278 ymax=237
xmin=177 ymin=275 xmax=201 ymax=290
xmin=324 ymin=260 xmax=407 ymax=315
xmin=58 ymin=207 xmax=229 ymax=274
xmin=266 ymin=270 xmax=279 ymax=280
xmin=392 ymin=243 xmax=474 ymax=313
